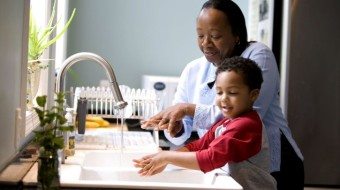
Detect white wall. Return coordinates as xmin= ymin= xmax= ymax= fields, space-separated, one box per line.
xmin=0 ymin=0 xmax=29 ymax=170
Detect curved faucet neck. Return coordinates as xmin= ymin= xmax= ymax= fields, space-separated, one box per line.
xmin=56 ymin=52 xmax=127 ymax=109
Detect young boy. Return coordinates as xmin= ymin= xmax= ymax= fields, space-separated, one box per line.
xmin=133 ymin=57 xmax=277 ymax=189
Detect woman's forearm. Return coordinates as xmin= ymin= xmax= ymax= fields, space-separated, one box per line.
xmin=183 ymin=103 xmax=196 ymax=117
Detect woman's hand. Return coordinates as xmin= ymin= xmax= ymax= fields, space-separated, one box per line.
xmin=141 ymin=103 xmax=195 ymax=137
xmin=133 ymin=151 xmax=168 ymax=176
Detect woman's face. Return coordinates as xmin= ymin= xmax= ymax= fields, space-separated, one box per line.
xmin=215 ymin=70 xmax=258 ymax=119
xmin=196 ymin=8 xmax=239 ymax=66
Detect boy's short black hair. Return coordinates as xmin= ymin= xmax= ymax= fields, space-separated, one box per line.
xmin=215 ymin=57 xmax=263 ymax=90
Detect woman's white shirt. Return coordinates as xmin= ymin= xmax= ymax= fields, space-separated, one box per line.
xmin=164 ymin=42 xmax=303 ymax=172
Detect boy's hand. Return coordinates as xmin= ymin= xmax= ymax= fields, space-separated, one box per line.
xmin=133 ymin=151 xmax=168 ymax=176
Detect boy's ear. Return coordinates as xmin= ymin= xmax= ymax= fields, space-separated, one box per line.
xmin=250 ymin=89 xmax=260 ymax=102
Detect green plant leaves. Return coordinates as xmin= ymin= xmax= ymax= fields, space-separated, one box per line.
xmin=36 ymin=95 xmax=47 ymax=107
xmin=33 ymin=92 xmax=73 ymax=151
xmin=42 ymin=9 xmax=76 ymax=51
xmin=28 ymin=1 xmax=76 ymax=61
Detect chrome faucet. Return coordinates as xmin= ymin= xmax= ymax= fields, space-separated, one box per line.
xmin=56 ymin=52 xmax=128 ymax=163
xmin=56 ymin=52 xmax=127 ymax=109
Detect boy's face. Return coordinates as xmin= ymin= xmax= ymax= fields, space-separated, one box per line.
xmin=215 ymin=70 xmax=259 ymax=119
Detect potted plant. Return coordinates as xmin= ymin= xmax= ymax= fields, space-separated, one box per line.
xmin=27 ymin=2 xmax=76 ymax=109
xmin=33 ymin=93 xmax=73 ymax=189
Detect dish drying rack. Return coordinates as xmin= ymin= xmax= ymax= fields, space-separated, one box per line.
xmin=70 ymin=85 xmax=161 ymax=149
xmin=72 ymin=85 xmax=160 ymax=120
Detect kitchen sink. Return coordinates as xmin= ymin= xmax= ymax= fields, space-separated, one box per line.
xmin=81 ymin=151 xmax=149 ymax=168
xmin=62 ymin=151 xmax=243 ymax=189
xmin=80 ymin=151 xmax=209 ymax=183
xmin=80 ymin=167 xmax=211 ymax=184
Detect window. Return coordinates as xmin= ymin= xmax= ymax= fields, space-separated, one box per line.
xmin=25 ymin=0 xmax=51 ymax=137
xmin=24 ymin=0 xmax=68 ymax=139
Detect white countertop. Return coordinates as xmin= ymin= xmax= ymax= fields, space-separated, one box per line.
xmin=23 ymin=130 xmax=243 ymax=190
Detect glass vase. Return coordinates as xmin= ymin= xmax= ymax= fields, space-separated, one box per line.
xmin=27 ymin=68 xmax=41 ymax=110
xmin=37 ymin=149 xmax=60 ymax=190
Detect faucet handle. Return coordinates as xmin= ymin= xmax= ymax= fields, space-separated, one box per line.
xmin=76 ymin=98 xmax=87 ymax=134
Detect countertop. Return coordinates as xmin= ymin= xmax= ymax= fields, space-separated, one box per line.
xmin=0 ymin=124 xmax=128 ymax=189
xmin=3 ymin=124 xmax=243 ymax=190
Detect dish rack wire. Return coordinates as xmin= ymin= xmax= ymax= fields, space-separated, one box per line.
xmin=71 ymin=85 xmax=160 ymax=120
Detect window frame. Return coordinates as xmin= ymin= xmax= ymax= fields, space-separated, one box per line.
xmin=21 ymin=0 xmax=65 ymax=147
